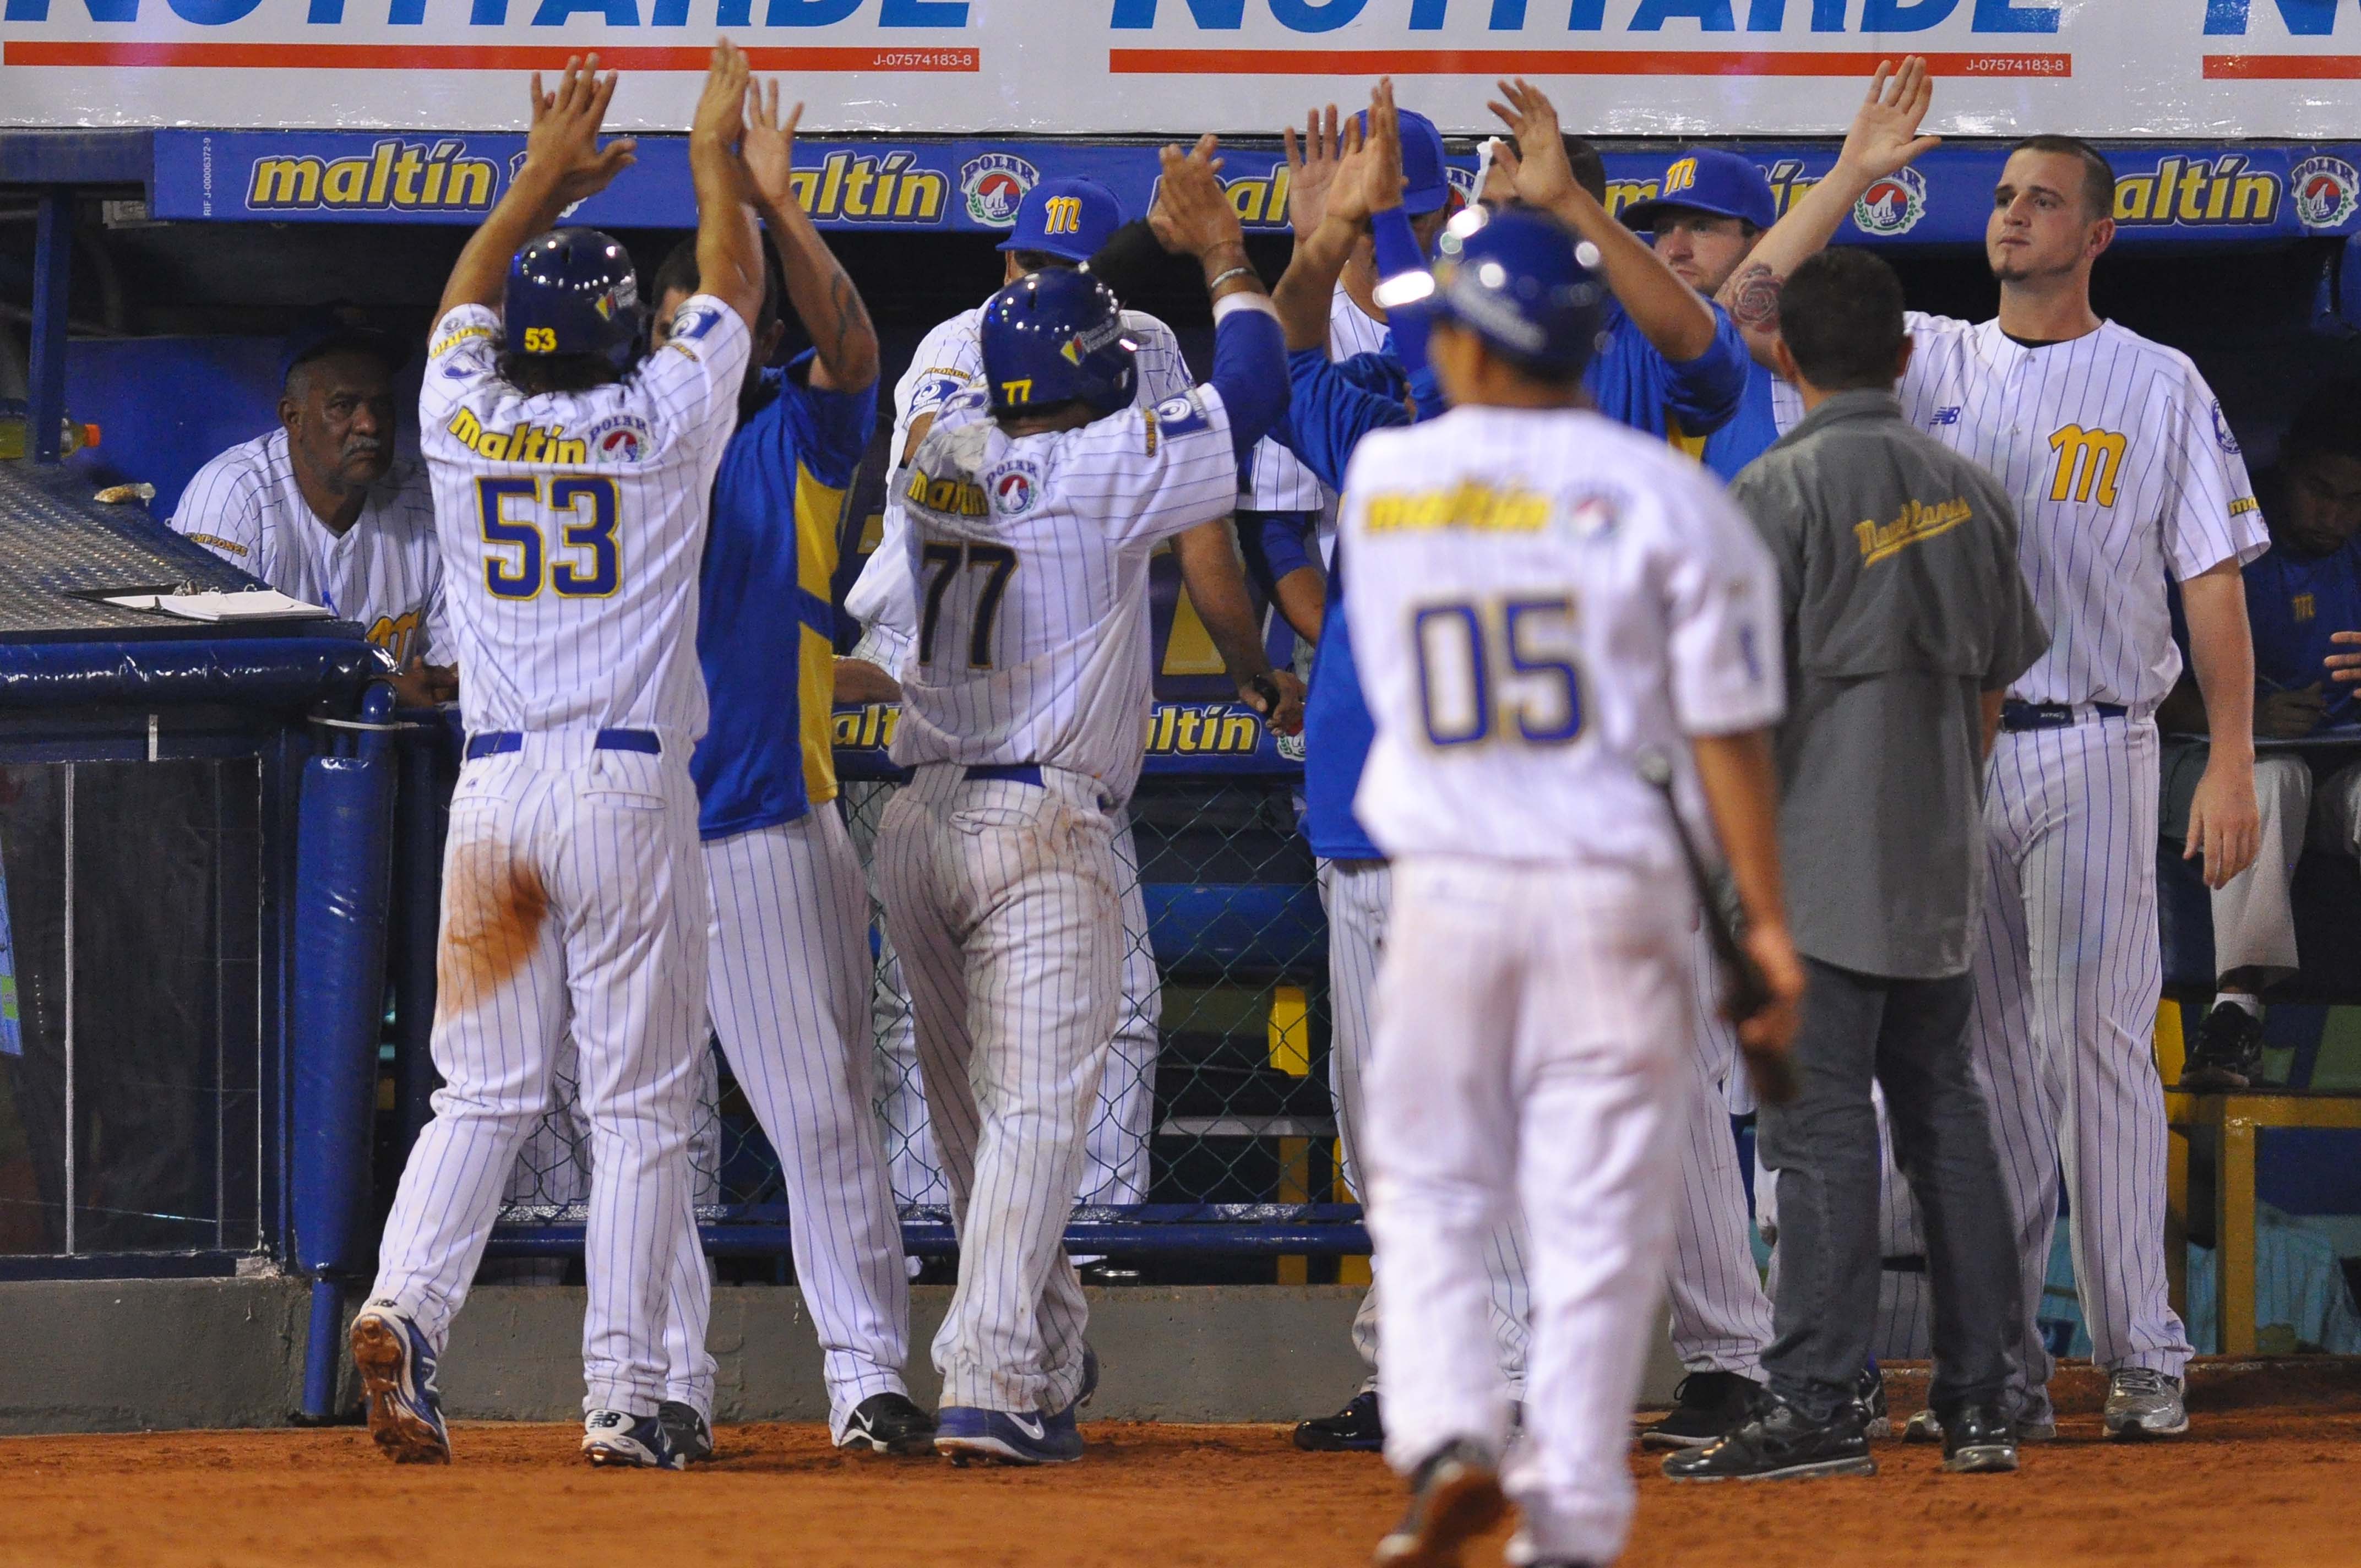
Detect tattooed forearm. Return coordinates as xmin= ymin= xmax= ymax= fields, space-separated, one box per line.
xmin=761 ymin=193 xmax=880 ymax=391
xmin=1727 ymin=262 xmax=1784 ymax=333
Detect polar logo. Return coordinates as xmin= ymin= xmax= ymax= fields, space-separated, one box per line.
xmin=2292 ymin=156 xmax=2360 ymax=232
xmin=1853 ymin=167 xmax=1929 ymax=238
xmin=991 ymin=461 xmax=1042 ymax=514
xmin=960 ymin=153 xmax=1040 ymax=228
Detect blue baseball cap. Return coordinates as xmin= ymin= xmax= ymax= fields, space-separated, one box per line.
xmin=280 ymin=302 xmax=407 ymax=389
xmin=997 ymin=177 xmax=1125 ymax=265
xmin=1620 ymin=149 xmax=1777 ymax=233
xmin=1356 ymin=105 xmax=1451 ymax=216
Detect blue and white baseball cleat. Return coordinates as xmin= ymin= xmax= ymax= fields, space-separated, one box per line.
xmin=934 ymin=1404 xmax=1085 ymax=1467
xmin=582 ymin=1408 xmax=688 ymax=1469
xmin=350 ymin=1302 xmax=451 ymax=1464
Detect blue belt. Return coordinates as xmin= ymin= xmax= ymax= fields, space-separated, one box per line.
xmin=965 ymin=764 xmax=1043 ymax=787
xmin=2000 ymin=701 xmax=2127 ymax=732
xmin=465 ymin=728 xmax=662 ymax=761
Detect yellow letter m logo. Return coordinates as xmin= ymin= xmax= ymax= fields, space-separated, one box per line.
xmin=1663 ymin=157 xmax=1699 ymax=194
xmin=2049 ymin=424 xmax=2128 ymax=507
xmin=1041 ymin=196 xmax=1084 ymax=235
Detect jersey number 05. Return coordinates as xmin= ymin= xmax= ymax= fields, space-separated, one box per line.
xmin=476 ymin=475 xmax=622 ymax=600
xmin=1413 ymin=596 xmax=1585 ymax=749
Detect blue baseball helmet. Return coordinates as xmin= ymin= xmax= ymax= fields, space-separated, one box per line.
xmin=978 ymin=268 xmax=1137 ymax=416
xmin=505 ymin=227 xmax=644 ymax=373
xmin=1387 ymin=205 xmax=1607 ymax=382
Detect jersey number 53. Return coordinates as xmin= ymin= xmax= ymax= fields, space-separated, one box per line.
xmin=475 ymin=476 xmax=621 ymax=600
xmin=1412 ymin=596 xmax=1585 ymax=749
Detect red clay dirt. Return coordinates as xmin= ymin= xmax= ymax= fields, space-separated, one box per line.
xmin=6 ymin=1364 xmax=2359 ymax=1567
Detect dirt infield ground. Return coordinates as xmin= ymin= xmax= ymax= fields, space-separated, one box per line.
xmin=7 ymin=1365 xmax=2359 ymax=1568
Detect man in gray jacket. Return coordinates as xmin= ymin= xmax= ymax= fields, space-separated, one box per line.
xmin=1665 ymin=249 xmax=2048 ymax=1484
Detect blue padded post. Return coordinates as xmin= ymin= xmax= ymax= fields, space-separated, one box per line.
xmin=28 ymin=189 xmax=71 ymax=465
xmin=291 ymin=683 xmax=399 ymax=1420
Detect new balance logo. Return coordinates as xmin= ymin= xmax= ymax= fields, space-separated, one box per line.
xmin=1932 ymin=407 xmax=1962 ymax=426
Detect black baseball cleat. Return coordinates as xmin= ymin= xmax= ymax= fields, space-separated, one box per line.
xmin=1639 ymin=1371 xmax=1763 ymax=1450
xmin=1296 ymin=1390 xmax=1384 ymax=1452
xmin=657 ymin=1400 xmax=715 ymax=1464
xmin=1938 ymin=1403 xmax=2019 ymax=1473
xmin=837 ymin=1393 xmax=939 ymax=1456
xmin=2180 ymin=1001 xmax=2268 ymax=1090
xmin=1854 ymin=1365 xmax=1890 ymax=1439
xmin=1661 ymin=1397 xmax=1876 ymax=1483
xmin=1373 ymin=1439 xmax=1508 ymax=1567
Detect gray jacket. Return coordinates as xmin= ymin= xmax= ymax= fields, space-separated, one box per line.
xmin=1730 ymin=389 xmax=2048 ymax=979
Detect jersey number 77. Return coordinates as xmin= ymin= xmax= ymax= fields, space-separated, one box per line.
xmin=918 ymin=542 xmax=1019 ymax=670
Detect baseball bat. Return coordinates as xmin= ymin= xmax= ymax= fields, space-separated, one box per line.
xmin=1634 ymin=749 xmax=1796 ymax=1107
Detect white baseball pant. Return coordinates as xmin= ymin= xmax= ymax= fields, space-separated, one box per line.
xmin=867 ymin=793 xmax=1160 ymax=1219
xmin=1664 ymin=923 xmax=1772 ymax=1380
xmin=2210 ymin=754 xmax=2361 ymax=982
xmin=369 ymin=738 xmax=709 ymax=1416
xmin=878 ymin=764 xmax=1113 ymax=1414
xmin=1967 ymin=716 xmax=2191 ymax=1419
xmin=669 ymin=806 xmax=913 ymax=1436
xmin=1367 ymin=856 xmax=1687 ymax=1568
xmin=1319 ymin=857 xmax=1531 ymax=1397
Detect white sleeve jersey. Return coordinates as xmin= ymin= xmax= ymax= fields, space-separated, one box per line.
xmin=1341 ymin=404 xmax=1784 ymax=872
xmin=172 ymin=429 xmax=443 ymax=668
xmin=418 ymin=296 xmax=750 ymax=745
xmin=846 ymin=302 xmax=1194 ymax=671
xmin=1897 ymin=312 xmax=2268 ymax=709
xmin=887 ymin=382 xmax=1240 ymax=801
xmin=1241 ymin=281 xmax=1396 ymax=536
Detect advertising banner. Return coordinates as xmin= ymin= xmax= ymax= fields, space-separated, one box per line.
xmin=148 ymin=128 xmax=2361 ymax=248
xmin=7 ymin=2 xmax=2361 ymax=139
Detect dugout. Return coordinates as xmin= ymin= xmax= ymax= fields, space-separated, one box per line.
xmin=9 ymin=123 xmax=2361 ymax=1363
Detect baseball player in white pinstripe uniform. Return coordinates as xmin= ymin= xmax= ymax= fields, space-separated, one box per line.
xmin=1889 ymin=136 xmax=2267 ymax=1445
xmin=349 ymin=47 xmax=768 ymax=1469
xmin=1340 ymin=203 xmax=1798 ymax=1568
xmin=172 ymin=317 xmax=451 ymax=710
xmin=879 ymin=139 xmax=1291 ymax=1465
xmin=842 ymin=178 xmax=1299 ymax=1264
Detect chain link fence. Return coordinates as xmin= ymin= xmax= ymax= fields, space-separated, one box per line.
xmin=483 ymin=704 xmax=1367 ymax=1261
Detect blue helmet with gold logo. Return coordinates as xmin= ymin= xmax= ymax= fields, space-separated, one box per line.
xmin=979 ymin=268 xmax=1138 ymax=417
xmin=505 ymin=227 xmax=644 ymax=374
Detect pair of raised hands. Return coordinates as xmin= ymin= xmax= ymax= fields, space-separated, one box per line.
xmin=516 ymin=42 xmax=806 ymax=213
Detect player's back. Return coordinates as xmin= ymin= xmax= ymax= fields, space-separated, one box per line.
xmin=420 ymin=298 xmax=750 ymax=744
xmin=888 ymin=386 xmax=1238 ymax=799
xmin=1895 ymin=313 xmax=2264 ymax=707
xmin=1341 ymin=404 xmax=1781 ymax=871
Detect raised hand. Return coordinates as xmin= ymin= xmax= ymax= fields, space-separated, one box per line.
xmin=742 ymin=77 xmax=804 ymax=210
xmin=1149 ymin=134 xmax=1242 ymax=259
xmin=1835 ymin=55 xmax=1942 ymax=182
xmin=523 ymin=54 xmax=635 ymax=204
xmin=1283 ymin=104 xmax=1344 ymax=236
xmin=1320 ymin=114 xmax=1373 ymax=227
xmin=691 ymin=39 xmax=751 ymax=157
xmin=1362 ymin=78 xmax=1406 ymax=215
xmin=1487 ymin=78 xmax=1577 ymax=209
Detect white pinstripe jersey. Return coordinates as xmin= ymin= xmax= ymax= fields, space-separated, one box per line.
xmin=1240 ymin=284 xmax=1392 ymax=517
xmin=844 ymin=302 xmax=1192 ymax=663
xmin=1340 ymin=405 xmax=1783 ymax=872
xmin=172 ymin=429 xmax=444 ymax=666
xmin=888 ymin=383 xmax=1239 ymax=800
xmin=419 ymin=297 xmax=750 ymax=744
xmin=1896 ymin=314 xmax=2267 ymax=709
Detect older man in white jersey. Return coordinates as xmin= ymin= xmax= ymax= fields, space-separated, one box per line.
xmin=173 ymin=314 xmax=450 ymax=707
xmin=879 ymin=138 xmax=1291 ymax=1466
xmin=1885 ymin=135 xmax=2267 ymax=1445
xmin=347 ymin=45 xmax=766 ymax=1471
